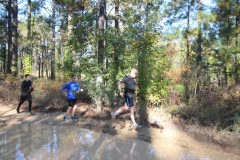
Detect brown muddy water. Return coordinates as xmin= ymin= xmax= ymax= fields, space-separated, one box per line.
xmin=0 ymin=123 xmax=227 ymax=160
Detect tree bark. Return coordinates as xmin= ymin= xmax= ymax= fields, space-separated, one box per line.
xmin=25 ymin=0 xmax=31 ymax=75
xmin=196 ymin=0 xmax=202 ymax=64
xmin=184 ymin=0 xmax=191 ymax=103
xmin=12 ymin=0 xmax=18 ymax=75
xmin=7 ymin=0 xmax=12 ymax=74
xmin=95 ymin=0 xmax=106 ymax=112
xmin=113 ymin=0 xmax=119 ymax=82
xmin=51 ymin=1 xmax=56 ymax=80
xmin=98 ymin=0 xmax=105 ymax=66
xmin=2 ymin=42 xmax=6 ymax=74
xmin=234 ymin=0 xmax=239 ymax=84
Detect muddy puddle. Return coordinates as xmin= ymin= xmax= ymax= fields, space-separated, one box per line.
xmin=0 ymin=123 xmax=226 ymax=160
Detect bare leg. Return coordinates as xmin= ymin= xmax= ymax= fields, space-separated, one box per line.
xmin=71 ymin=104 xmax=77 ymax=117
xmin=66 ymin=107 xmax=73 ymax=117
xmin=130 ymin=106 xmax=137 ymax=125
xmin=115 ymin=103 xmax=129 ymax=115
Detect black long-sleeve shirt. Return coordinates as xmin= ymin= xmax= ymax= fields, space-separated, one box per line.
xmin=21 ymin=80 xmax=33 ymax=95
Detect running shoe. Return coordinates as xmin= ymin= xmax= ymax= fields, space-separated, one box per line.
xmin=63 ymin=115 xmax=70 ymax=121
xmin=71 ymin=116 xmax=78 ymax=122
xmin=133 ymin=123 xmax=142 ymax=129
xmin=111 ymin=112 xmax=119 ymax=119
xmin=28 ymin=111 xmax=35 ymax=115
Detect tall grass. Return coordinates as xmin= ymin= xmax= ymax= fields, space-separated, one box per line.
xmin=169 ymin=85 xmax=240 ymax=133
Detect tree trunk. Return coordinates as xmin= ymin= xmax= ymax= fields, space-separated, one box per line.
xmin=184 ymin=0 xmax=191 ymax=103
xmin=12 ymin=0 xmax=18 ymax=75
xmin=186 ymin=0 xmax=190 ymax=61
xmin=25 ymin=0 xmax=31 ymax=74
xmin=98 ymin=0 xmax=105 ymax=66
xmin=27 ymin=0 xmax=31 ymax=42
xmin=64 ymin=5 xmax=74 ymax=78
xmin=95 ymin=0 xmax=106 ymax=112
xmin=2 ymin=43 xmax=6 ymax=74
xmin=234 ymin=0 xmax=239 ymax=84
xmin=41 ymin=53 xmax=44 ymax=78
xmin=113 ymin=0 xmax=119 ymax=83
xmin=223 ymin=17 xmax=231 ymax=86
xmin=38 ymin=54 xmax=40 ymax=78
xmin=7 ymin=0 xmax=12 ymax=74
xmin=51 ymin=1 xmax=56 ymax=80
xmin=196 ymin=0 xmax=202 ymax=64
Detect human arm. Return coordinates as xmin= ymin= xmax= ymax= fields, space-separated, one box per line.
xmin=117 ymin=80 xmax=124 ymax=97
xmin=30 ymin=81 xmax=33 ymax=92
xmin=61 ymin=83 xmax=69 ymax=97
xmin=76 ymin=83 xmax=83 ymax=93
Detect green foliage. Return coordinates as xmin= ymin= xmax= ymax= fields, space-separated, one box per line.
xmin=175 ymin=84 xmax=185 ymax=93
xmin=23 ymin=54 xmax=32 ymax=74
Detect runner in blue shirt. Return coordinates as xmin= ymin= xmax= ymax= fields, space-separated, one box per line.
xmin=61 ymin=74 xmax=81 ymax=122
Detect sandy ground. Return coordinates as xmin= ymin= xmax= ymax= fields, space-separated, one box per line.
xmin=0 ymin=103 xmax=240 ymax=160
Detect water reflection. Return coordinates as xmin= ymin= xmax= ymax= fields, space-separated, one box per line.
xmin=0 ymin=124 xmax=158 ymax=160
xmin=0 ymin=123 xmax=216 ymax=160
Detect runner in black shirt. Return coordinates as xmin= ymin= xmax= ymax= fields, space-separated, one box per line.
xmin=112 ymin=68 xmax=141 ymax=129
xmin=17 ymin=74 xmax=34 ymax=114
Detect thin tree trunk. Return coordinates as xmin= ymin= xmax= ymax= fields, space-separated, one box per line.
xmin=7 ymin=0 xmax=12 ymax=74
xmin=41 ymin=49 xmax=44 ymax=78
xmin=113 ymin=0 xmax=119 ymax=82
xmin=98 ymin=0 xmax=105 ymax=66
xmin=186 ymin=0 xmax=190 ymax=61
xmin=38 ymin=56 xmax=40 ymax=78
xmin=27 ymin=0 xmax=31 ymax=42
xmin=51 ymin=1 xmax=56 ymax=80
xmin=12 ymin=0 xmax=18 ymax=75
xmin=65 ymin=5 xmax=74 ymax=78
xmin=195 ymin=0 xmax=203 ymax=96
xmin=104 ymin=0 xmax=107 ymax=86
xmin=59 ymin=7 xmax=65 ymax=78
xmin=223 ymin=17 xmax=231 ymax=86
xmin=95 ymin=0 xmax=106 ymax=112
xmin=234 ymin=0 xmax=239 ymax=84
xmin=2 ymin=43 xmax=6 ymax=74
xmin=184 ymin=0 xmax=191 ymax=103
xmin=196 ymin=0 xmax=202 ymax=64
xmin=26 ymin=0 xmax=31 ymax=74
xmin=109 ymin=0 xmax=120 ymax=107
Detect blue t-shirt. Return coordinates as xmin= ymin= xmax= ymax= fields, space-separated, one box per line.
xmin=61 ymin=81 xmax=80 ymax=99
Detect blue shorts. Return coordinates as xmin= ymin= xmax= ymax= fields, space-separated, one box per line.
xmin=67 ymin=99 xmax=77 ymax=107
xmin=124 ymin=93 xmax=134 ymax=107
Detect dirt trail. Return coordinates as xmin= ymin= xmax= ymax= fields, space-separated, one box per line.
xmin=0 ymin=103 xmax=240 ymax=160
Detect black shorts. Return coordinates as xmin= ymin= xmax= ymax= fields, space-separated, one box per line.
xmin=124 ymin=93 xmax=134 ymax=107
xmin=20 ymin=94 xmax=32 ymax=102
xmin=67 ymin=99 xmax=77 ymax=107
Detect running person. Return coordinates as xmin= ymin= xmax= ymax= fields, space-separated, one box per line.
xmin=61 ymin=74 xmax=81 ymax=122
xmin=17 ymin=74 xmax=34 ymax=114
xmin=112 ymin=68 xmax=141 ymax=129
